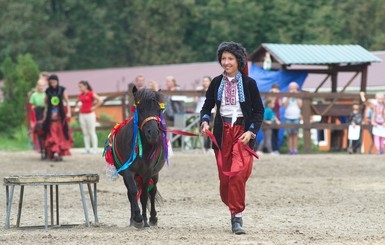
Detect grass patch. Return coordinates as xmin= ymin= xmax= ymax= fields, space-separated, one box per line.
xmin=71 ymin=129 xmax=111 ymax=148
xmin=0 ymin=125 xmax=31 ymax=151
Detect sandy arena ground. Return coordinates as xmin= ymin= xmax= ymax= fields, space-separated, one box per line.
xmin=1 ymin=150 xmax=385 ymax=244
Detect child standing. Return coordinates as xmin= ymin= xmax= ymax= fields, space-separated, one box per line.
xmin=372 ymin=93 xmax=385 ymax=154
xmin=348 ymin=103 xmax=363 ymax=154
xmin=257 ymin=99 xmax=280 ymax=154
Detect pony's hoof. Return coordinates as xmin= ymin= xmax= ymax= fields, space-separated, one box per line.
xmin=144 ymin=223 xmax=150 ymax=228
xmin=133 ymin=220 xmax=144 ymax=229
xmin=149 ymin=217 xmax=158 ymax=226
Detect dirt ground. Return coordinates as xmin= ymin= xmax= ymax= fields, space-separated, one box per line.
xmin=1 ymin=150 xmax=385 ymax=245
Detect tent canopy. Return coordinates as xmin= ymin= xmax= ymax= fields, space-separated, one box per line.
xmin=250 ymin=43 xmax=383 ymax=92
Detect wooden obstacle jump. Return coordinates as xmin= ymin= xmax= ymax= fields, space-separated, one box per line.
xmin=3 ymin=173 xmax=99 ymax=229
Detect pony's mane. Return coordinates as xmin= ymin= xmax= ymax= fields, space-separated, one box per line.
xmin=135 ymin=88 xmax=164 ymax=107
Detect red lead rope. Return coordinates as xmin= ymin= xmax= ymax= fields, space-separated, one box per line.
xmin=161 ymin=126 xmax=259 ymax=177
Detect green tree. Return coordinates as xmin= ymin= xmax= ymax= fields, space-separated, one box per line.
xmin=1 ymin=0 xmax=385 ymax=70
xmin=0 ymin=0 xmax=73 ymax=70
xmin=0 ymin=54 xmax=39 ymax=133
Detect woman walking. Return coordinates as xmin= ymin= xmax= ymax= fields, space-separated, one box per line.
xmin=200 ymin=42 xmax=264 ymax=234
xmin=75 ymin=81 xmax=103 ymax=154
xmin=43 ymin=75 xmax=73 ymax=161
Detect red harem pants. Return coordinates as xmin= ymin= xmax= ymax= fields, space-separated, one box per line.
xmin=214 ymin=123 xmax=253 ymax=215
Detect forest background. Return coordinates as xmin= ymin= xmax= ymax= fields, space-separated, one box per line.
xmin=0 ymin=0 xmax=384 ymax=147
xmin=1 ymin=0 xmax=384 ymax=72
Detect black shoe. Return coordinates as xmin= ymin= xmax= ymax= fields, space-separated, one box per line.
xmin=231 ymin=217 xmax=246 ymax=235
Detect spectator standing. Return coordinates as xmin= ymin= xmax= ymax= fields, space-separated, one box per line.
xmin=74 ymin=81 xmax=103 ymax=154
xmin=164 ymin=76 xmax=184 ymax=122
xmin=195 ymin=76 xmax=213 ymax=153
xmin=195 ymin=76 xmax=212 ymax=113
xmin=127 ymin=75 xmax=146 ymax=117
xmin=371 ymin=93 xmax=385 ymax=154
xmin=269 ymin=84 xmax=282 ymax=154
xmin=257 ymin=99 xmax=280 ymax=154
xmin=283 ymin=82 xmax=302 ymax=155
xmin=364 ymin=99 xmax=376 ymax=153
xmin=348 ymin=103 xmax=363 ymax=154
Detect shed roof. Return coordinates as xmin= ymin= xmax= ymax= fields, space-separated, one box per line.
xmin=255 ymin=44 xmax=382 ymax=65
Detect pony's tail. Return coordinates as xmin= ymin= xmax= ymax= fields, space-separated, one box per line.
xmin=146 ymin=189 xmax=164 ymax=212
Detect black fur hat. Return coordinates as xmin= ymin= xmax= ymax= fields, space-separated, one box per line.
xmin=217 ymin=41 xmax=247 ymax=73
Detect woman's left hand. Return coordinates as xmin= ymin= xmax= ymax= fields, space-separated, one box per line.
xmin=66 ymin=112 xmax=71 ymax=118
xmin=239 ymin=131 xmax=252 ymax=145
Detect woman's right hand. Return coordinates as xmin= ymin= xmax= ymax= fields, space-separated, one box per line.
xmin=201 ymin=122 xmax=210 ymax=137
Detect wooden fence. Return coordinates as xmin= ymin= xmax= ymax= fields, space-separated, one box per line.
xmin=47 ymin=90 xmax=375 ymax=153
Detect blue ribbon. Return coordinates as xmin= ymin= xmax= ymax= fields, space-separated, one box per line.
xmin=113 ymin=109 xmax=139 ymax=175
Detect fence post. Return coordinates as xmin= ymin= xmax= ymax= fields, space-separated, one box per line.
xmin=302 ymin=97 xmax=312 ymax=153
xmin=121 ymin=93 xmax=127 ymax=120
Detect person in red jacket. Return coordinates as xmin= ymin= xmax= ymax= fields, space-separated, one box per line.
xmin=74 ymin=81 xmax=103 ymax=154
xmin=200 ymin=42 xmax=264 ymax=234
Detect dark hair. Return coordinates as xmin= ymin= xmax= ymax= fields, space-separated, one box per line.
xmin=48 ymin=74 xmax=59 ymax=89
xmin=271 ymin=84 xmax=280 ymax=89
xmin=79 ymin=80 xmax=93 ymax=91
xmin=48 ymin=74 xmax=59 ymax=81
xmin=217 ymin=42 xmax=247 ymax=72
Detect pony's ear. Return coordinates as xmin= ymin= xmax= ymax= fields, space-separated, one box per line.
xmin=132 ymin=85 xmax=138 ymax=95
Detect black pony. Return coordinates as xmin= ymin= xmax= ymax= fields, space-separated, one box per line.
xmin=107 ymin=86 xmax=167 ymax=228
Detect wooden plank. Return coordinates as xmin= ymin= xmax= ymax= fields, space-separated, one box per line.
xmin=68 ymin=90 xmax=375 ymax=101
xmin=314 ymin=74 xmax=330 ymax=93
xmin=161 ymin=90 xmax=206 ymax=97
xmin=302 ymin=98 xmax=312 ymax=153
xmin=260 ymin=92 xmax=375 ymax=100
xmin=331 ymin=67 xmax=337 ymax=93
xmin=315 ymin=104 xmax=353 ymax=117
xmin=4 ymin=174 xmax=99 ymax=185
xmin=263 ymin=123 xmax=372 ymax=131
xmin=361 ymin=65 xmax=368 ymax=92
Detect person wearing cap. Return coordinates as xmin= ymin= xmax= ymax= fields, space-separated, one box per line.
xmin=200 ymin=41 xmax=264 ymax=234
xmin=43 ymin=74 xmax=73 ymax=161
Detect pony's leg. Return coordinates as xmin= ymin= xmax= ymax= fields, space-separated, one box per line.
xmin=149 ymin=174 xmax=159 ymax=226
xmin=122 ymin=170 xmax=143 ymax=228
xmin=140 ymin=179 xmax=150 ymax=227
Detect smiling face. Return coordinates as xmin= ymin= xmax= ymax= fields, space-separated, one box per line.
xmin=221 ymin=51 xmax=239 ymax=77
